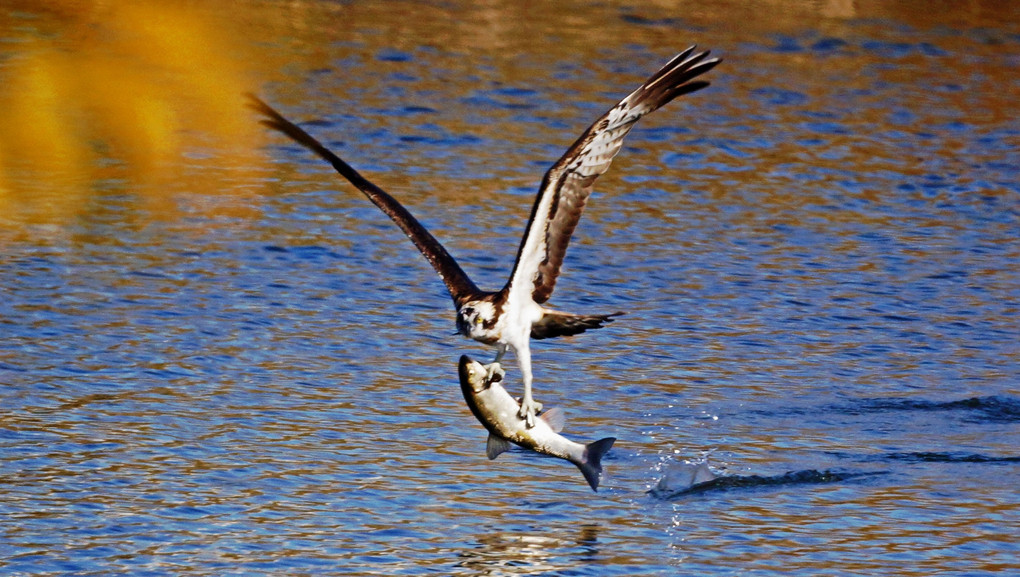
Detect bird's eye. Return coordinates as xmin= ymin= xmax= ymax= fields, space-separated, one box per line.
xmin=475 ymin=317 xmax=483 ymax=325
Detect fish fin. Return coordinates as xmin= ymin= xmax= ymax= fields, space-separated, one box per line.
xmin=577 ymin=437 xmax=616 ymax=492
xmin=539 ymin=407 xmax=566 ymax=433
xmin=692 ymin=461 xmax=716 ymax=485
xmin=486 ymin=434 xmax=512 ymax=460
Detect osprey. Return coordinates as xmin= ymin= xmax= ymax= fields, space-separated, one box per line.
xmin=249 ymin=46 xmax=719 ymax=426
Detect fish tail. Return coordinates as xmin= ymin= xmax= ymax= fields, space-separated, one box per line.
xmin=577 ymin=437 xmax=617 ymax=492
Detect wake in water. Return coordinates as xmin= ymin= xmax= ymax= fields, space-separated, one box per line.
xmin=648 ymin=456 xmax=886 ymax=500
xmin=831 ymin=395 xmax=1020 ymax=424
xmin=643 ymin=395 xmax=1020 ymax=500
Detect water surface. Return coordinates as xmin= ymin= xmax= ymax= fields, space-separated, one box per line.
xmin=2 ymin=1 xmax=1018 ymax=575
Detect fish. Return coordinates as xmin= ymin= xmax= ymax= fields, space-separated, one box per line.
xmin=458 ymin=354 xmax=616 ymax=491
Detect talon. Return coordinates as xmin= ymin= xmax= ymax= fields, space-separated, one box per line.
xmin=484 ymin=362 xmax=505 ymax=383
xmin=518 ymin=397 xmax=543 ymax=428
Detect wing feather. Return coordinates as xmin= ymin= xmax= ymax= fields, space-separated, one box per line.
xmin=505 ymin=47 xmax=720 ymax=305
xmin=247 ymin=95 xmax=482 ymax=307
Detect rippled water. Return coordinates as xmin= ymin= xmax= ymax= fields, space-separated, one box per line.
xmin=2 ymin=1 xmax=1018 ymax=575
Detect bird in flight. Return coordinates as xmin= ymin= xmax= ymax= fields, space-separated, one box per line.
xmin=248 ymin=46 xmax=719 ymax=426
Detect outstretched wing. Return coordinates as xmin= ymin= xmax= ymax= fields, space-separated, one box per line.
xmin=247 ymin=95 xmax=481 ymax=307
xmin=504 ymin=47 xmax=720 ymax=306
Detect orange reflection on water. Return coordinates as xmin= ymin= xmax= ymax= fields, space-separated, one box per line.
xmin=0 ymin=0 xmax=261 ymax=229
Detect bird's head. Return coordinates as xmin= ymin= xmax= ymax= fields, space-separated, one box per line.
xmin=456 ymin=300 xmax=499 ymax=343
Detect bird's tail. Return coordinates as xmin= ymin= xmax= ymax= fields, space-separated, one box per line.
xmin=576 ymin=437 xmax=617 ymax=492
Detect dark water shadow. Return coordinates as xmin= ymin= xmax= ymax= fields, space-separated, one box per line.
xmin=744 ymin=395 xmax=1020 ymax=425
xmin=834 ymin=395 xmax=1020 ymax=424
xmin=828 ymin=451 xmax=1020 ymax=465
xmin=649 ymin=467 xmax=886 ymax=501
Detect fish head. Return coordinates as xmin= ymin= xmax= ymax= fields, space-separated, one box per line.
xmin=458 ymin=355 xmax=491 ymax=394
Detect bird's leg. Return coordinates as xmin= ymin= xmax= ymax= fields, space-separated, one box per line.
xmin=484 ymin=344 xmax=507 ymax=383
xmin=515 ymin=344 xmax=542 ymax=428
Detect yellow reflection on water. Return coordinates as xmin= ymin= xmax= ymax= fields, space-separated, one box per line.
xmin=0 ymin=0 xmax=260 ymax=228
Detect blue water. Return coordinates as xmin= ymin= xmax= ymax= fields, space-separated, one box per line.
xmin=2 ymin=3 xmax=1019 ymax=575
